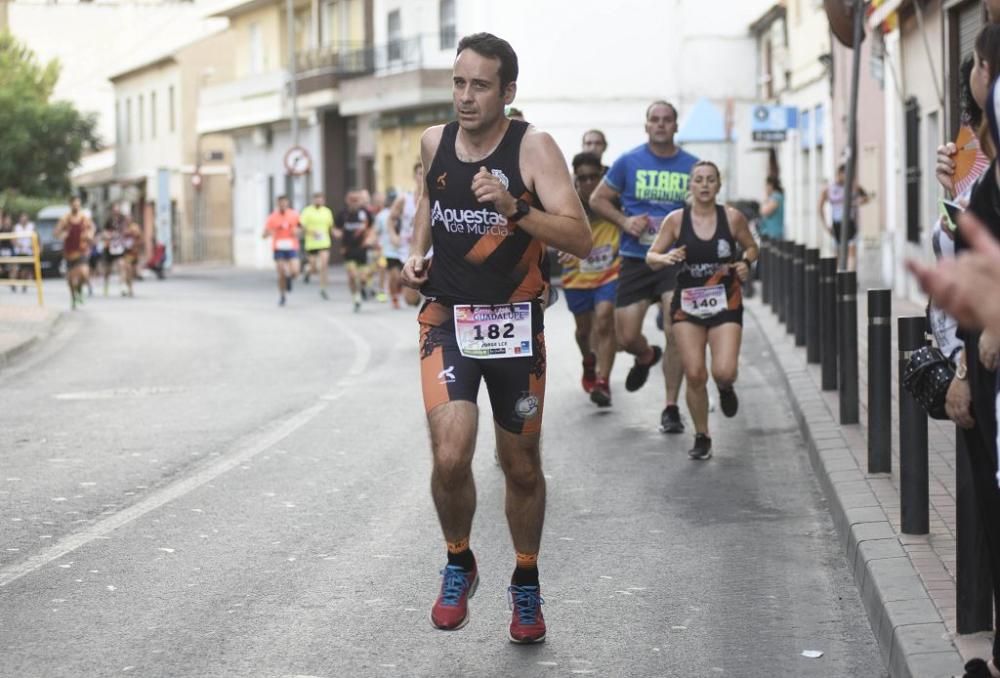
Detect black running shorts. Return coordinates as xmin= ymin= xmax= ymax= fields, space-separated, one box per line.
xmin=615 ymin=257 xmax=678 ymax=308
xmin=418 ymin=300 xmax=546 ymax=435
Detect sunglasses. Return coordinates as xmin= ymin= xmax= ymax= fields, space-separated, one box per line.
xmin=575 ymin=173 xmax=603 ymax=182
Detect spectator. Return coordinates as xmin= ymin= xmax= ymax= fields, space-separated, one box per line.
xmin=758 ymin=175 xmax=785 ymax=241
xmin=13 ymin=212 xmax=35 ymax=292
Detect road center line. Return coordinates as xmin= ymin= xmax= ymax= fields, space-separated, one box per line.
xmin=0 ymin=316 xmax=371 ymax=589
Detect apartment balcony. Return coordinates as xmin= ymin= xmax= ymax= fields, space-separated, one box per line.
xmin=294 ymin=41 xmax=375 ymax=97
xmin=196 ymin=70 xmax=288 ymax=135
xmin=333 ymin=33 xmax=455 ymax=116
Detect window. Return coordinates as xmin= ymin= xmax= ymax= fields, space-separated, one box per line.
xmin=115 ymin=100 xmax=121 ymax=147
xmin=387 ymin=10 xmax=401 ymax=62
xmin=126 ymin=98 xmax=132 ymax=143
xmin=168 ymin=85 xmax=176 ymax=133
xmin=138 ymin=94 xmax=144 ymax=141
xmin=905 ymin=98 xmax=921 ymax=244
xmin=150 ymin=91 xmax=157 ymax=139
xmin=249 ymin=22 xmax=264 ymax=74
xmin=439 ymin=0 xmax=456 ymax=49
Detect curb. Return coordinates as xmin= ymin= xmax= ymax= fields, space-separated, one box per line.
xmin=746 ymin=298 xmax=965 ymax=678
xmin=0 ymin=309 xmax=66 ymax=369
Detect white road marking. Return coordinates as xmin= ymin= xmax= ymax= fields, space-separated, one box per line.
xmin=53 ymin=386 xmax=185 ymax=400
xmin=0 ymin=317 xmax=371 ymax=589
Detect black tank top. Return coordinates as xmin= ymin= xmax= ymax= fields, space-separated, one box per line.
xmin=423 ymin=119 xmax=545 ymax=305
xmin=675 ymin=204 xmax=739 ymax=291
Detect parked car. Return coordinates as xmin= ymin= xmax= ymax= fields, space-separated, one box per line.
xmin=34 ymin=205 xmax=93 ymax=278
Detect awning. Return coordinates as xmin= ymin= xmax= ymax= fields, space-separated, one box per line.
xmin=677 ymin=97 xmax=729 ymax=143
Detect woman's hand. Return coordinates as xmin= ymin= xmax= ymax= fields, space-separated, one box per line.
xmin=732 ymin=261 xmax=750 ymax=282
xmin=647 ymin=246 xmax=686 ymax=271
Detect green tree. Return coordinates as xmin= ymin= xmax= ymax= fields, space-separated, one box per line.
xmin=0 ymin=31 xmax=99 ymax=197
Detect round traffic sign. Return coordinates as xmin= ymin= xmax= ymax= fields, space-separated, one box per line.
xmin=284 ymin=146 xmax=312 ymax=176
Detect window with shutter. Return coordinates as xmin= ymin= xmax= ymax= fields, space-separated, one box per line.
xmin=905 ymin=98 xmax=921 ymax=244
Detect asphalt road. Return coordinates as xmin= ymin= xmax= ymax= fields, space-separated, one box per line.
xmin=0 ymin=268 xmax=885 ymax=677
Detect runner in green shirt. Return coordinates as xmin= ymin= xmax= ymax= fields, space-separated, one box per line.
xmin=301 ymin=192 xmax=335 ymax=299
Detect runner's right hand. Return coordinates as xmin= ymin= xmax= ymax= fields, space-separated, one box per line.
xmin=935 ymin=142 xmax=957 ymax=193
xmin=402 ymin=255 xmax=429 ymax=289
xmin=623 ymin=214 xmax=649 ymax=238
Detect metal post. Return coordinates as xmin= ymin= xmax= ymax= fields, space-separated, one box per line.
xmin=867 ymin=289 xmax=891 ymax=473
xmin=785 ymin=242 xmax=795 ymax=335
xmin=286 ymin=0 xmax=300 ymax=204
xmin=956 ymin=431 xmax=995 ymax=633
xmin=805 ymin=248 xmax=820 ymax=363
xmin=777 ymin=242 xmax=788 ymax=324
xmin=839 ymin=0 xmax=865 ymax=271
xmin=898 ymin=316 xmax=929 ymax=535
xmin=794 ymin=244 xmax=807 ymax=347
xmin=820 ymin=257 xmax=838 ymax=391
xmin=837 ymin=271 xmax=859 ymax=424
xmin=768 ymin=238 xmax=778 ymax=311
xmin=761 ymin=237 xmax=771 ymax=306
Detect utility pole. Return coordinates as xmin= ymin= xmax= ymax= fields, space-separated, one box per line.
xmin=286 ymin=0 xmax=300 ymax=206
xmin=839 ymin=0 xmax=866 ymax=271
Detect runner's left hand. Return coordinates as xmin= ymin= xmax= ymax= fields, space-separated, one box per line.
xmin=557 ymin=251 xmax=576 ymax=266
xmin=472 ymin=166 xmax=516 ymax=217
xmin=732 ymin=261 xmax=750 ymax=282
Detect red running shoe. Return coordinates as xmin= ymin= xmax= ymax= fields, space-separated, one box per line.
xmin=590 ymin=378 xmax=611 ymax=407
xmin=581 ymin=353 xmax=597 ymax=393
xmin=508 ymin=584 xmax=546 ymax=643
xmin=429 ymin=564 xmax=479 ymax=631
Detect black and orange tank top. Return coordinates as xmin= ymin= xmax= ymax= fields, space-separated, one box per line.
xmin=675 ymin=204 xmax=739 ymax=292
xmin=423 ymin=119 xmax=546 ymax=305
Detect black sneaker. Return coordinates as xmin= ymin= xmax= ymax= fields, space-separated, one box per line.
xmin=625 ymin=346 xmax=662 ymax=392
xmin=660 ymin=405 xmax=684 ymax=434
xmin=719 ymin=387 xmax=739 ymax=418
xmin=688 ymin=434 xmax=712 ymax=460
xmin=286 ymin=277 xmax=293 ymax=293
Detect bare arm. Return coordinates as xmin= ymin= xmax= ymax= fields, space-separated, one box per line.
xmin=400 ymin=125 xmax=443 ymax=288
xmin=590 ymin=180 xmax=648 ymax=238
xmin=645 ymin=210 xmax=684 ymax=271
xmin=818 ymin=188 xmax=830 ymax=232
xmin=388 ymin=196 xmax=404 ymax=247
xmin=518 ymin=131 xmax=591 ymax=258
xmin=728 ymin=207 xmax=757 ymax=282
xmin=760 ymin=197 xmax=778 ymax=218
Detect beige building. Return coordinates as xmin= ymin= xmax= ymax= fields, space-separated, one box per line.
xmin=197 ymin=0 xmax=375 ymax=268
xmin=111 ymin=28 xmax=238 ymax=263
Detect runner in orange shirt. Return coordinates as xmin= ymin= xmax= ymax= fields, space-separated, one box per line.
xmin=262 ymin=195 xmax=301 ymax=306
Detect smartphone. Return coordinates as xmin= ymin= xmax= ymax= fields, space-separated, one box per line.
xmin=940 ymin=199 xmax=964 ymax=233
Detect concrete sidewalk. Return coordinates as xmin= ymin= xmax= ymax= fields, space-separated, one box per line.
xmin=0 ymin=302 xmax=63 ymax=368
xmin=747 ymin=293 xmax=996 ymax=678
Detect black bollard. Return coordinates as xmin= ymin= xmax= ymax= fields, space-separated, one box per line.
xmin=898 ymin=316 xmax=929 ymax=535
xmin=794 ymin=244 xmax=807 ymax=347
xmin=805 ymin=249 xmax=821 ymax=363
xmin=785 ymin=242 xmax=798 ymax=335
xmin=819 ymin=257 xmax=838 ymax=391
xmin=837 ymin=271 xmax=859 ymax=424
xmin=761 ymin=238 xmax=771 ymax=306
xmin=867 ymin=289 xmax=892 ymax=473
xmin=777 ymin=242 xmax=788 ymax=324
xmin=956 ymin=431 xmax=995 ymax=633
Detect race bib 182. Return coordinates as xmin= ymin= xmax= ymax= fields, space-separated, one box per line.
xmin=454 ymin=303 xmax=533 ymax=359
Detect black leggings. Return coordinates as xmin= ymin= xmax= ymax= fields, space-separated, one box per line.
xmin=963 ymin=334 xmax=1000 ymax=661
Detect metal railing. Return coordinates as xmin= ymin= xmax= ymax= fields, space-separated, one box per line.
xmin=297 ymin=33 xmax=445 ymax=81
xmin=0 ymin=232 xmax=44 ymax=307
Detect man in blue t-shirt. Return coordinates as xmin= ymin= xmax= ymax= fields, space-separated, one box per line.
xmin=590 ymin=100 xmax=698 ymax=434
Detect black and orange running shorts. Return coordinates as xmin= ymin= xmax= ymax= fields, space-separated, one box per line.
xmin=418 ymin=300 xmax=546 ymax=435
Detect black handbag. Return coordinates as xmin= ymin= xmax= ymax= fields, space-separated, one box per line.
xmin=901 ymin=345 xmax=955 ymax=420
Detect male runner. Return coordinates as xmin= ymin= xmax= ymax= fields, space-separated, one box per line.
xmin=261 ymin=195 xmax=300 ymax=306
xmin=334 ymin=190 xmax=373 ymax=312
xmin=301 ymin=192 xmax=335 ymax=299
xmin=590 ymin=101 xmax=698 ymax=433
xmin=561 ymin=152 xmax=620 ymax=407
xmin=581 ymin=129 xmax=608 ymax=167
xmin=401 ymin=32 xmax=591 ymax=644
xmin=101 ymin=205 xmax=128 ymax=296
xmin=54 ymin=196 xmax=95 ymax=310
xmin=120 ymin=219 xmax=142 ymax=297
xmin=388 ymin=162 xmax=423 ymax=307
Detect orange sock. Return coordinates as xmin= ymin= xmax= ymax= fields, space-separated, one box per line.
xmin=516 ymin=552 xmax=538 ymax=570
xmin=447 ymin=537 xmax=470 ymax=554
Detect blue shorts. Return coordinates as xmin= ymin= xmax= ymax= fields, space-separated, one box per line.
xmin=564 ymin=280 xmax=618 ymax=316
xmin=273 ymin=250 xmax=298 ymax=261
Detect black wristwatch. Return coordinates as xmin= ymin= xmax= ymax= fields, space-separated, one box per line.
xmin=506 ymin=198 xmax=531 ymax=223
